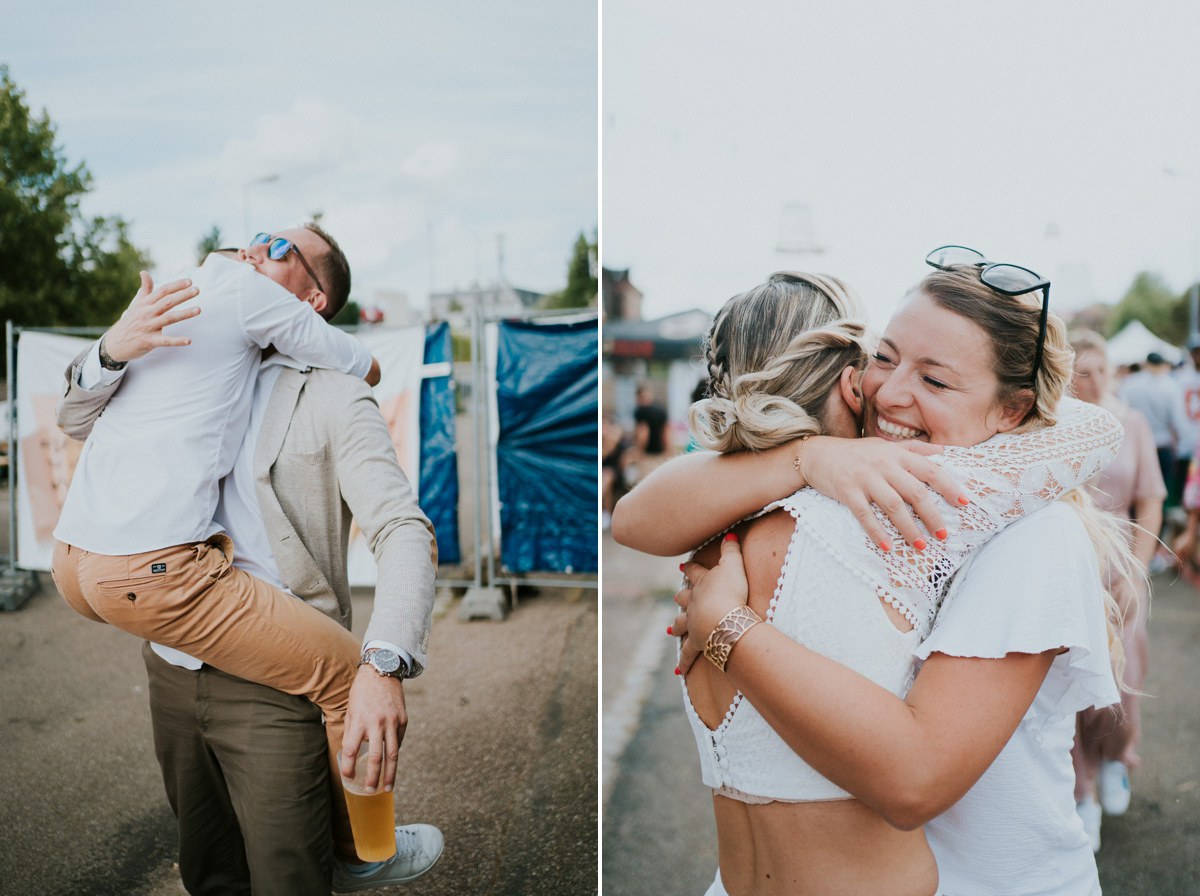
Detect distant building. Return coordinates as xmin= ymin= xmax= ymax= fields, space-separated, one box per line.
xmin=602 ymin=268 xmax=643 ymax=322
xmin=603 ymin=309 xmax=712 ymax=362
xmin=360 ymin=288 xmax=423 ymax=328
xmin=600 ymin=265 xmax=710 ymax=436
xmin=429 ymin=281 xmax=543 ymax=321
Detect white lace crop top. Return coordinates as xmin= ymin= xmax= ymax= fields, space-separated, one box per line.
xmin=682 ymin=397 xmax=1123 ymax=803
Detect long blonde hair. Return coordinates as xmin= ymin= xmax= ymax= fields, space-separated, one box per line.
xmin=691 ymin=272 xmax=870 ymax=452
xmin=920 ymin=268 xmax=1139 ymax=684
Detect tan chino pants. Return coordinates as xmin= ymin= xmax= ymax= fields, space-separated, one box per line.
xmin=52 ymin=535 xmax=362 ymax=861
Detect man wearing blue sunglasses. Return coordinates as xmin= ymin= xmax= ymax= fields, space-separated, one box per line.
xmin=56 ymin=224 xmax=443 ymax=894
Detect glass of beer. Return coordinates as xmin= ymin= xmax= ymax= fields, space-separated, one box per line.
xmin=337 ymin=742 xmax=397 ymax=861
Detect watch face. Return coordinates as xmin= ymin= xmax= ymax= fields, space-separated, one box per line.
xmin=371 ymin=650 xmax=402 ymax=674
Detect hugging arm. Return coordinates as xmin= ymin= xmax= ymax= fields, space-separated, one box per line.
xmin=610 ymin=436 xmax=961 ymax=556
xmin=680 ymin=537 xmax=1056 ymax=830
xmin=57 ymin=346 xmax=121 ymax=440
xmin=57 ymin=275 xmax=201 ymax=439
xmin=324 ymin=375 xmax=437 ymax=792
xmin=614 ymin=399 xmax=1122 ymax=571
xmin=731 ymin=624 xmax=1053 ymax=830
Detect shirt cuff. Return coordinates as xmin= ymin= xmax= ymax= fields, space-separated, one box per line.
xmin=78 ymin=342 xmax=125 ymax=390
xmin=350 ymin=343 xmax=372 ymax=380
xmin=363 ymin=639 xmax=414 ymax=672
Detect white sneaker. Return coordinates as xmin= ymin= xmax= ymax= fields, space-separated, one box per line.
xmin=1076 ymin=797 xmax=1102 ymax=853
xmin=1099 ymin=760 xmax=1132 ymax=816
xmin=332 ymin=824 xmax=445 ymax=893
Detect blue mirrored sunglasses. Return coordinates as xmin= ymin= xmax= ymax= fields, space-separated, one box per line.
xmin=250 ymin=233 xmax=326 ymax=295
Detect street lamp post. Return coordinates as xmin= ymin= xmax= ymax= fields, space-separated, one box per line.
xmin=243 ymin=174 xmax=279 ymax=244
xmin=1164 ymin=167 xmax=1200 ymax=343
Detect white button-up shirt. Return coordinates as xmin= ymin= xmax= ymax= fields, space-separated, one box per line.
xmin=77 ymin=345 xmax=406 ymax=670
xmin=55 ymin=254 xmax=371 ymax=555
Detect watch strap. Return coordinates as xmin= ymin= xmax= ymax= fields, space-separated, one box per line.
xmin=359 ymin=648 xmax=409 ymax=680
xmin=98 ymin=336 xmax=127 ymax=371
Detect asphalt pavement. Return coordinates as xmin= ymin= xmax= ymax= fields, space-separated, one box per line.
xmin=0 ymin=572 xmax=598 ymax=896
xmin=601 ymin=530 xmax=1200 ymax=895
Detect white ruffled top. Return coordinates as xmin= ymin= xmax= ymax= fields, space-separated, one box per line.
xmin=921 ymin=502 xmax=1117 ymax=896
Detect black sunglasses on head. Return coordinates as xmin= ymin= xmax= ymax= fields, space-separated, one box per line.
xmin=925 ymin=245 xmax=1051 ymax=387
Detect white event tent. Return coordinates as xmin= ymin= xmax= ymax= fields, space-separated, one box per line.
xmin=1104 ymin=320 xmax=1185 ymax=367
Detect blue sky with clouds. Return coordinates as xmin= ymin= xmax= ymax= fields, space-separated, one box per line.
xmin=4 ymin=0 xmax=597 ymax=312
xmin=605 ymin=0 xmax=1200 ymax=328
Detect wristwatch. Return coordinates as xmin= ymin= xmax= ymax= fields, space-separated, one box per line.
xmin=98 ymin=335 xmax=127 ymax=371
xmin=359 ymin=647 xmax=409 ymax=680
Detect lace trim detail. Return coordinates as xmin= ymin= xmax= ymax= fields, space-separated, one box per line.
xmin=768 ymin=505 xmax=804 ymax=622
xmin=780 ymin=496 xmax=922 ymax=629
xmin=687 ymin=504 xmax=799 ymax=735
xmin=785 ymin=398 xmax=1121 ymax=632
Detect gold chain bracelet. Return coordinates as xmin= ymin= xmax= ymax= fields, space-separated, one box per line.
xmin=703 ymin=606 xmax=764 ymax=672
xmin=792 ymin=434 xmax=812 ymax=483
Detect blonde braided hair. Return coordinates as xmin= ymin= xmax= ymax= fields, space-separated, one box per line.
xmin=691 ymin=272 xmax=870 ymax=452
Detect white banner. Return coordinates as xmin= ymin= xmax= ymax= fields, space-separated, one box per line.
xmin=15 ymin=332 xmax=93 ymax=571
xmin=341 ymin=326 xmax=438 ymax=586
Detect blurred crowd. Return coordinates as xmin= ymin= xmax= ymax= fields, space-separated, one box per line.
xmin=1099 ymin=339 xmax=1200 ymax=575
xmin=602 ymin=384 xmax=672 ymax=530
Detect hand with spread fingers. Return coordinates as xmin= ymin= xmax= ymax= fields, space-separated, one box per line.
xmin=103 ymin=271 xmax=202 ymax=363
xmin=798 ymin=435 xmax=959 ymax=553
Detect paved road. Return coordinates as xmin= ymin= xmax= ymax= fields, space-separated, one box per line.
xmin=602 ymin=531 xmax=1200 ymax=894
xmin=0 ymin=577 xmax=598 ymax=896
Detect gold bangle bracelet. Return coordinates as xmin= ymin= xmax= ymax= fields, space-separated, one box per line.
xmin=703 ymin=606 xmax=764 ymax=672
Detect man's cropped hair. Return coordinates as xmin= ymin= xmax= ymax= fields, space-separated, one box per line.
xmin=304 ymin=222 xmax=352 ymax=320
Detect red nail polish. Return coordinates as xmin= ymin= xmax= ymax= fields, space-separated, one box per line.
xmin=935 ymin=528 xmax=948 ymax=540
xmin=879 ymin=540 xmax=892 ymax=552
xmin=674 ymin=667 xmax=681 ymax=676
xmin=913 ymin=538 xmax=927 ymax=552
xmin=666 ymin=625 xmax=673 ymax=636
xmin=679 ymin=563 xmax=685 ymax=571
xmin=958 ymin=494 xmax=969 ymax=506
xmin=724 ymin=533 xmax=739 ymax=542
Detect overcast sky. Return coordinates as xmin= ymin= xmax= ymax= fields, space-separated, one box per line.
xmin=4 ymin=0 xmax=597 ymax=312
xmin=604 ymin=0 xmax=1200 ymax=331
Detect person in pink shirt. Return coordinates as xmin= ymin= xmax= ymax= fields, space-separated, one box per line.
xmin=1068 ymin=328 xmax=1165 ymax=851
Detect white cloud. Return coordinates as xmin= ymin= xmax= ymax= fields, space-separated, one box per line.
xmin=400 ymin=142 xmax=459 ymax=179
xmin=322 ymin=200 xmax=425 ymax=269
xmin=220 ymin=96 xmax=362 ymax=184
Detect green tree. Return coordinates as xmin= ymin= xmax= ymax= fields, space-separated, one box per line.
xmin=540 ymin=231 xmax=598 ymax=309
xmin=329 ymin=300 xmax=360 ymax=327
xmin=1108 ymin=271 xmax=1188 ymax=344
xmin=0 ymin=65 xmax=150 ymax=330
xmin=196 ymin=224 xmax=223 ymax=263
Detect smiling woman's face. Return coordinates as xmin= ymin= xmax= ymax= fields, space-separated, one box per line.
xmin=861 ymin=289 xmax=1027 ymax=447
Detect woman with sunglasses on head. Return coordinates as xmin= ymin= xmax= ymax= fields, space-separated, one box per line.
xmin=613 ymin=252 xmax=1135 ymax=895
xmin=50 ymin=224 xmax=420 ymax=869
xmin=1067 ymin=328 xmax=1164 ymax=851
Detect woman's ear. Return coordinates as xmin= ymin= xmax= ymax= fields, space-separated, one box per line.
xmin=838 ymin=365 xmax=864 ymax=415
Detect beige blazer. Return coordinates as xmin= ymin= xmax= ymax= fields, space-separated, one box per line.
xmin=57 ymin=349 xmax=437 ymax=674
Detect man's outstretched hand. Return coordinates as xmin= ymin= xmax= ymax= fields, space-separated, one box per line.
xmin=103 ymin=271 xmax=201 ymax=363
